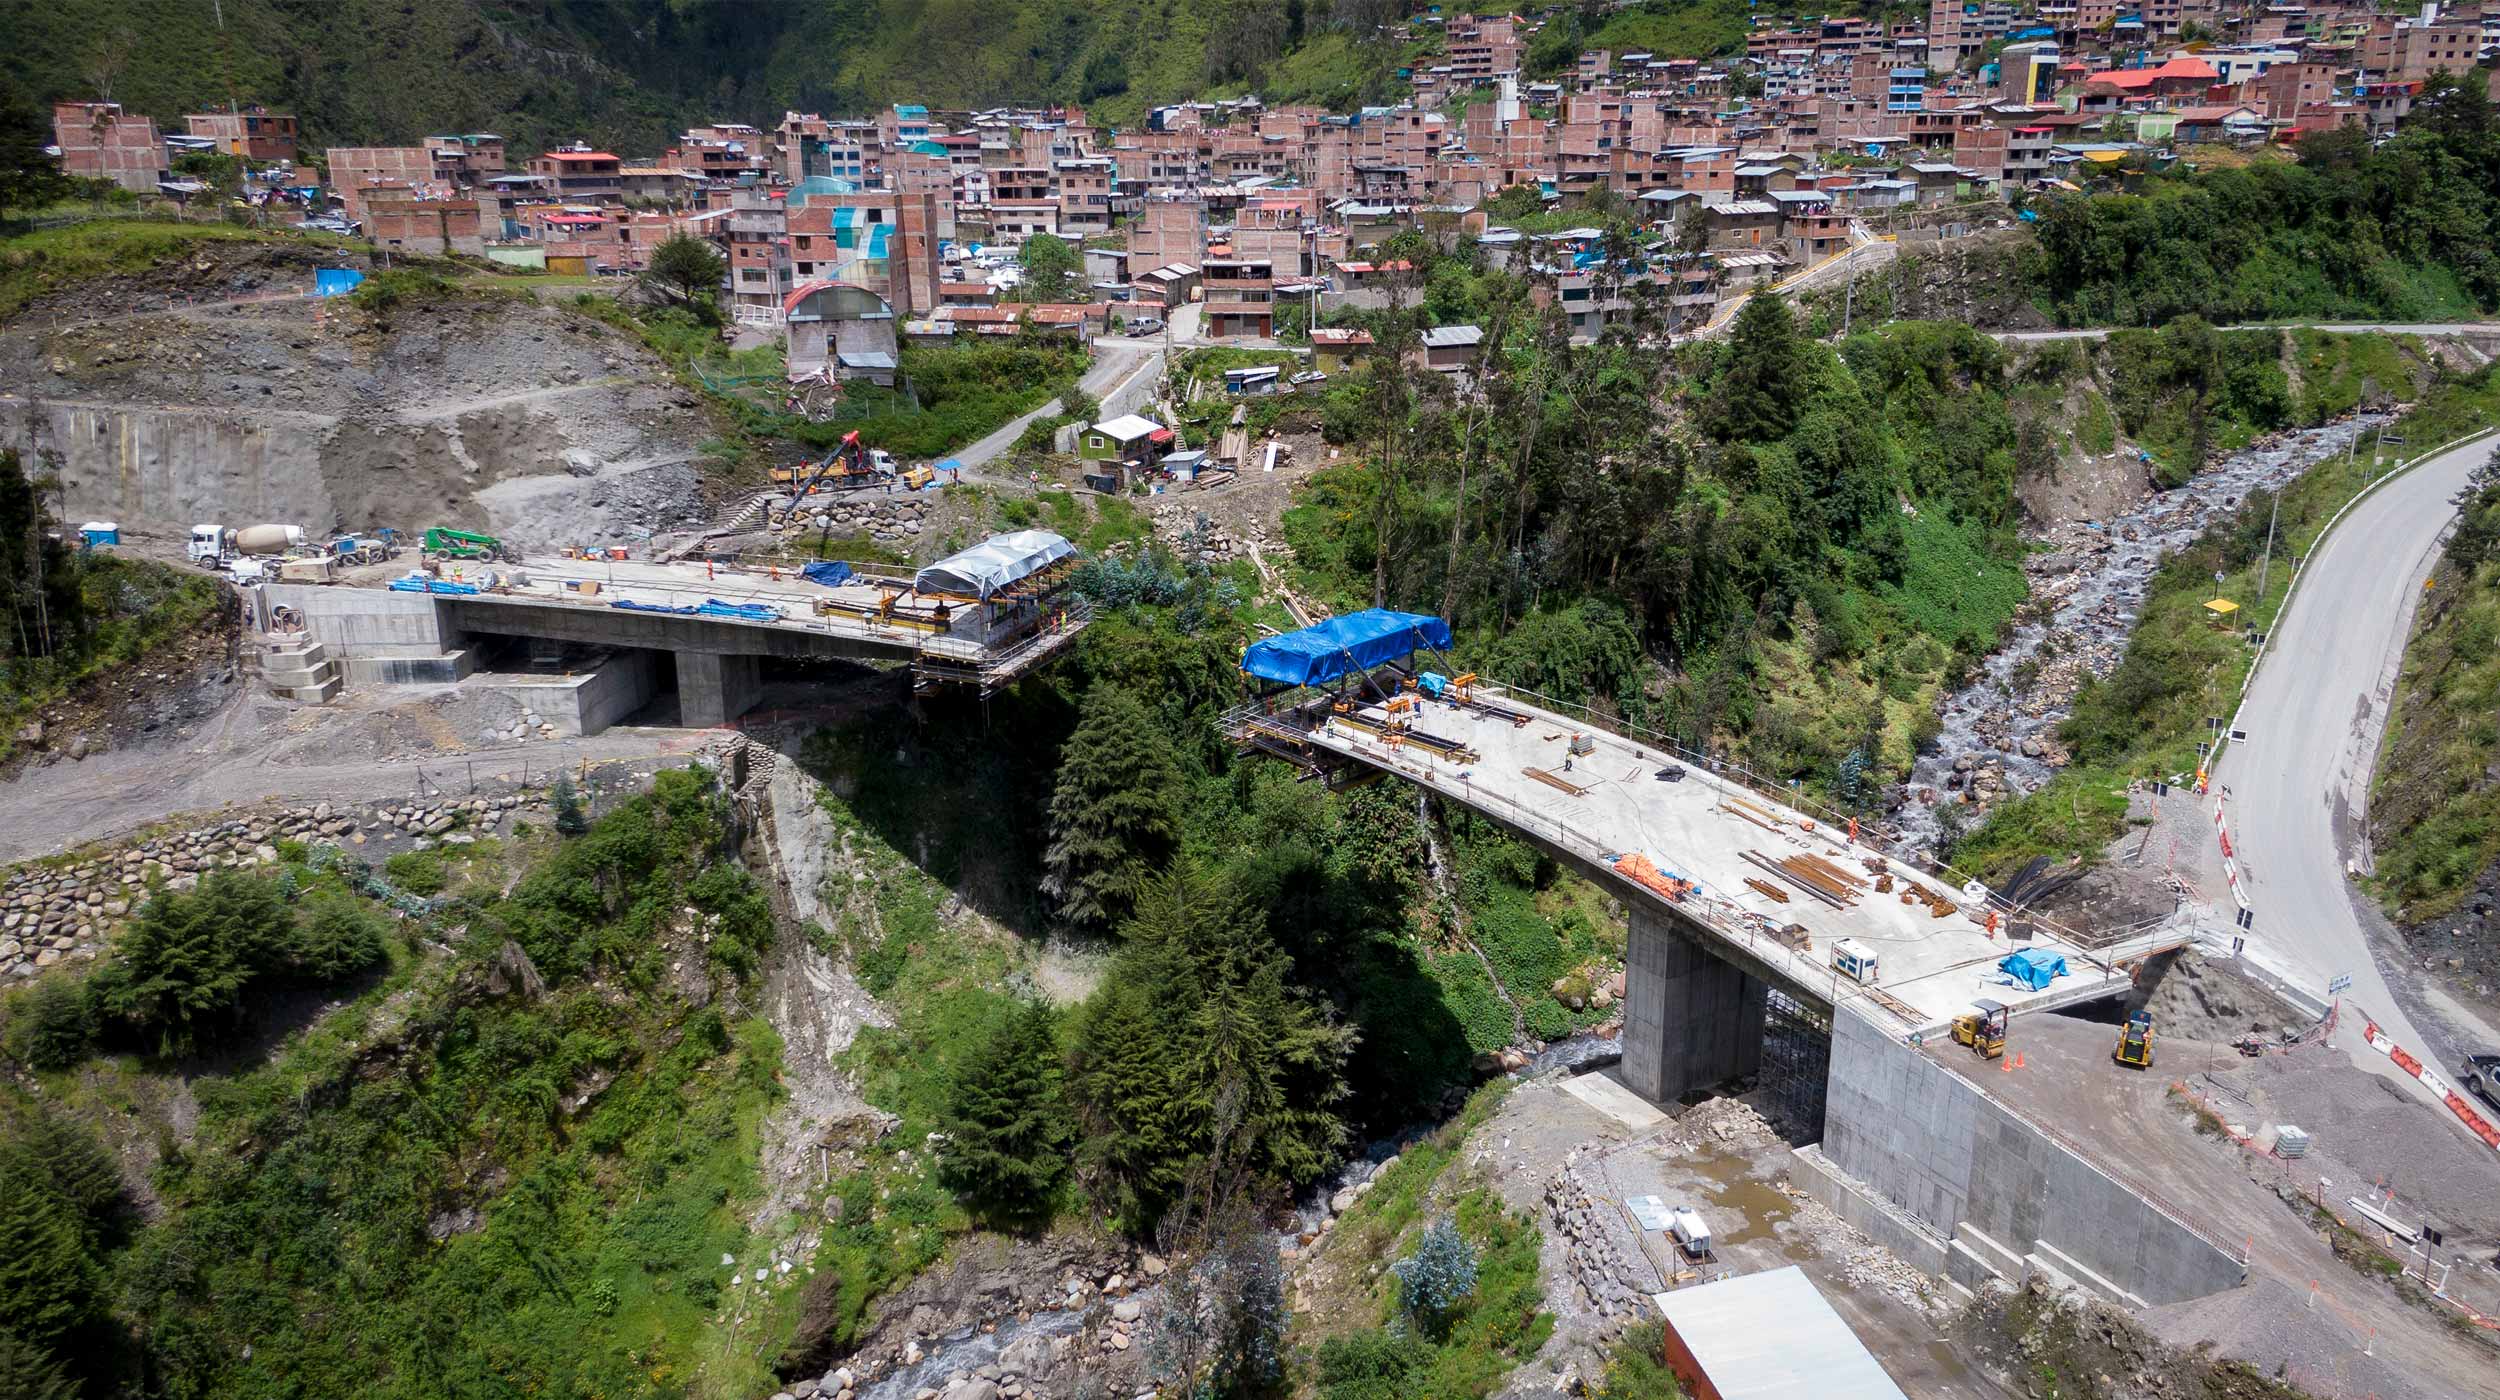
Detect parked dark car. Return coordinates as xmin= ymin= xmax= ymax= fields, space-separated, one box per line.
xmin=2466 ymin=1054 xmax=2500 ymax=1112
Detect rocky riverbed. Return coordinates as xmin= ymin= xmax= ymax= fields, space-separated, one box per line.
xmin=1896 ymin=416 xmax=2390 ymax=848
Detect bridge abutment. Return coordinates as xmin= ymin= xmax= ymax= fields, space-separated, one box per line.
xmin=1623 ymin=905 xmax=1770 ymax=1103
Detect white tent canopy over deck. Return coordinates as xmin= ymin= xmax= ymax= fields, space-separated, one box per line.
xmin=914 ymin=529 xmax=1078 ymax=600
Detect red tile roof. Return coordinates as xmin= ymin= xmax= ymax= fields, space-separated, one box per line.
xmin=2083 ymin=56 xmax=2219 ymax=90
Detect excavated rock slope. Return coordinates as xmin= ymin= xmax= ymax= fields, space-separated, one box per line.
xmin=0 ymin=243 xmax=716 ymax=546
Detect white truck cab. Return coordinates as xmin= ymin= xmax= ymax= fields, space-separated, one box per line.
xmin=188 ymin=524 xmax=224 ymax=565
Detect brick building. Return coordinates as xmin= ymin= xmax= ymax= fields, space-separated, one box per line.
xmin=326 ymin=146 xmax=444 ymax=221
xmin=365 ymin=195 xmax=486 ymax=256
xmin=54 ymin=102 xmax=163 ymax=192
xmin=184 ymin=107 xmax=298 ymax=162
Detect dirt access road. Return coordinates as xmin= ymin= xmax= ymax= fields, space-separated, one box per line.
xmin=0 ymin=683 xmax=712 ymax=864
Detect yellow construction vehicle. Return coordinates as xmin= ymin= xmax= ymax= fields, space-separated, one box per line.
xmin=1951 ymin=999 xmax=2009 ymax=1060
xmin=2114 ymin=1010 xmax=2155 ymax=1069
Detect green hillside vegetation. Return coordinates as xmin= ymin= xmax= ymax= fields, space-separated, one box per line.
xmin=1586 ymin=0 xmax=1755 ymax=59
xmin=0 ymin=447 xmax=227 ymax=766
xmin=2372 ymin=447 xmax=2500 ymax=919
xmin=1262 ymin=227 xmax=2243 ymax=804
xmin=1959 ymin=363 xmax=2500 ymax=876
xmin=2 ymin=0 xmax=1419 ymax=155
xmin=0 ymin=769 xmax=791 ymax=1397
xmin=2028 ymin=75 xmax=2500 ymax=325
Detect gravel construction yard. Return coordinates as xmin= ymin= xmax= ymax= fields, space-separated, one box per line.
xmin=1971 ymin=1011 xmax=2500 ymax=1400
xmin=0 ymin=675 xmax=718 ymax=863
xmin=1449 ymin=1071 xmax=2002 ymax=1400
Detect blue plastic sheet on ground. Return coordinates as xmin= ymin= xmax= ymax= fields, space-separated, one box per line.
xmin=802 ymin=560 xmax=854 ymax=587
xmin=1240 ymin=609 xmax=1454 ymax=686
xmin=698 ymin=599 xmax=781 ymax=621
xmin=613 ymin=598 xmax=699 ymax=614
xmin=1998 ymin=949 xmax=2068 ymax=991
xmin=387 ymin=576 xmax=480 ymax=595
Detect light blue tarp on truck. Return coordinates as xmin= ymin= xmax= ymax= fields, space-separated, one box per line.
xmin=1998 ymin=949 xmax=2068 ymax=991
xmin=1239 ymin=609 xmax=1454 ymax=687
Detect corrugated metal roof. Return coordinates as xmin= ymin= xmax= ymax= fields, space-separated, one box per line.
xmin=1650 ymin=1268 xmax=1910 ymax=1400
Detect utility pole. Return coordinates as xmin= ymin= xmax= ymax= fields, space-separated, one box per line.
xmin=2254 ymin=485 xmax=2280 ymax=602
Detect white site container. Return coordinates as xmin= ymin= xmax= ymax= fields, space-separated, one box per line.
xmin=1671 ymin=1206 xmax=1712 ymax=1257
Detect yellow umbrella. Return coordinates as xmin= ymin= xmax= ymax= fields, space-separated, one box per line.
xmin=2203 ymin=598 xmax=2239 ymax=618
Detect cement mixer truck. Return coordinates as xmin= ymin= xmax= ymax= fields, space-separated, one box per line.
xmin=188 ymin=523 xmax=306 ymax=568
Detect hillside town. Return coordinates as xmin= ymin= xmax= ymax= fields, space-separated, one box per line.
xmin=11 ymin=3 xmax=2500 ymax=1400
xmin=46 ymin=1 xmax=2500 ymax=358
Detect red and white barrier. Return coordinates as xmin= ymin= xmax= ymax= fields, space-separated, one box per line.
xmin=2362 ymin=1019 xmax=2500 ymax=1152
xmin=2211 ymin=791 xmax=2252 ymax=911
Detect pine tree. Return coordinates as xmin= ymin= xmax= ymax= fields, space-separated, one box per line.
xmin=551 ymin=772 xmax=590 ymax=835
xmin=4 ymin=974 xmax=95 ymax=1070
xmin=1070 ymin=867 xmax=1354 ymax=1233
xmin=1391 ymin=1217 xmax=1479 ymax=1340
xmin=939 ymin=1001 xmax=1073 ymax=1226
xmin=0 ymin=1334 xmax=79 ymax=1400
xmin=96 ymin=871 xmax=294 ymax=1055
xmin=0 ymin=1153 xmax=102 ymax=1353
xmin=1041 ymin=685 xmax=1183 ymax=933
xmin=0 ymin=1102 xmax=121 ymax=1236
xmin=1702 ymin=294 xmax=1812 ymax=444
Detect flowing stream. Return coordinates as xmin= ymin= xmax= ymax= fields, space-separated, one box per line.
xmin=1895 ymin=416 xmax=2390 ymax=853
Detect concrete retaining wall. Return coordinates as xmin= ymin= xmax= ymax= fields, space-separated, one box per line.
xmin=262 ymin=584 xmax=460 ymax=657
xmin=343 ymin=651 xmax=476 ymax=685
xmin=1790 ymin=1144 xmax=1951 ymax=1281
xmin=8 ymin=402 xmax=343 ymax=537
xmin=1821 ymin=1005 xmax=2245 ymax=1306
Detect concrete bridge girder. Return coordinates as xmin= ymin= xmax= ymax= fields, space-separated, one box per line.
xmin=438 ymin=596 xmax=893 ymax=728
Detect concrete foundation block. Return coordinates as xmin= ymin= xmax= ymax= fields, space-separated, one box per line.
xmin=267 ymin=676 xmax=341 ymax=705
xmin=2030 ymin=1239 xmax=2149 ymax=1311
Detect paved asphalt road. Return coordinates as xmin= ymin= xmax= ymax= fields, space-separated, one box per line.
xmin=2220 ymin=429 xmax=2500 ymax=1095
xmin=950 ymin=336 xmax=1166 ymax=476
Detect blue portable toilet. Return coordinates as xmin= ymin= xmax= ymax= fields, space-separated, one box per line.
xmin=78 ymin=521 xmax=120 ymax=549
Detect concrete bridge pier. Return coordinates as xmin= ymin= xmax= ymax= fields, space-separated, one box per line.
xmin=677 ymin=651 xmax=761 ymax=728
xmin=1623 ymin=905 xmax=1770 ymax=1103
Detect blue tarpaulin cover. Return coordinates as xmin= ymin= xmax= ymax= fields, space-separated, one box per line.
xmin=614 ymin=598 xmax=697 ymax=614
xmin=1998 ymin=950 xmax=2068 ymax=991
xmin=1240 ymin=609 xmax=1454 ymax=687
xmin=802 ymin=561 xmax=854 ymax=587
xmin=698 ymin=599 xmax=781 ymax=621
xmin=388 ymin=576 xmax=480 ymax=595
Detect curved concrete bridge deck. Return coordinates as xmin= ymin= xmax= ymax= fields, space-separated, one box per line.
xmin=1226 ymin=682 xmax=2159 ymax=1101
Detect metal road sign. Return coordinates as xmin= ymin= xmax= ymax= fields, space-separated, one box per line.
xmin=2328 ymin=974 xmax=2353 ymax=995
